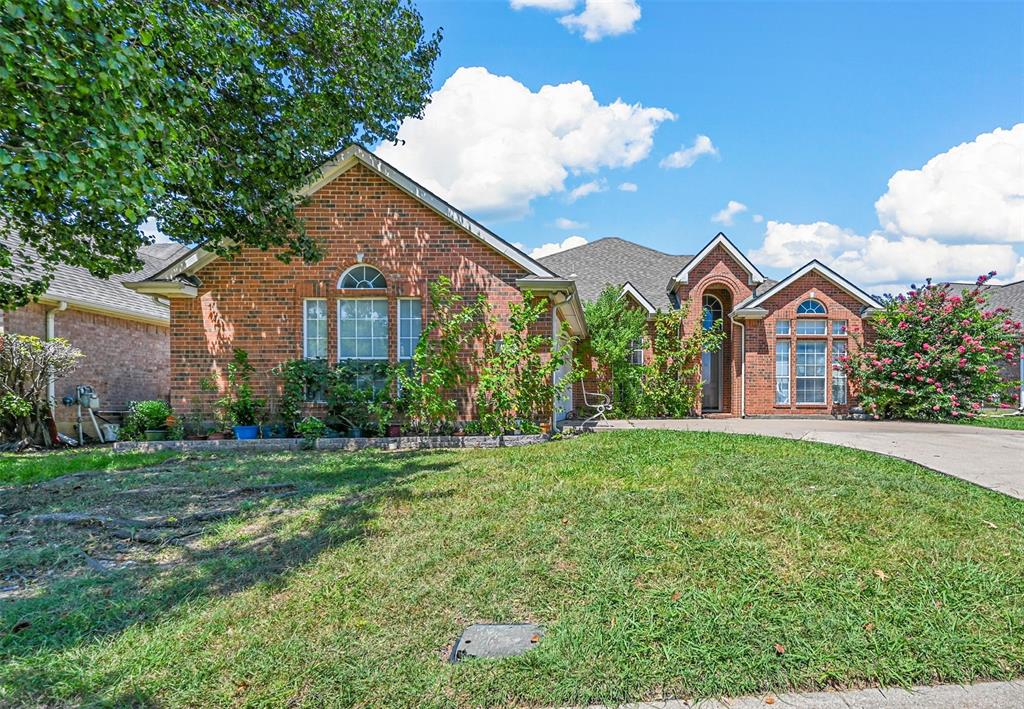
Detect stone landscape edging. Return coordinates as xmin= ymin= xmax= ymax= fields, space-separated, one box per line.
xmin=112 ymin=433 xmax=548 ymax=454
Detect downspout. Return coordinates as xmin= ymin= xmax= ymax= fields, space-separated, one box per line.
xmin=736 ymin=320 xmax=746 ymax=418
xmin=45 ymin=302 xmax=68 ymax=414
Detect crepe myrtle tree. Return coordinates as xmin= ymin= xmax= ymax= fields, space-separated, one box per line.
xmin=0 ymin=0 xmax=440 ymax=309
xmin=0 ymin=333 xmax=83 ymax=445
xmin=843 ymin=273 xmax=1022 ymax=421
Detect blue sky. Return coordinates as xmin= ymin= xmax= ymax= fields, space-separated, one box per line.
xmin=375 ymin=0 xmax=1024 ymax=291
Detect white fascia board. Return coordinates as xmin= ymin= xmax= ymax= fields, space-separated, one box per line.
xmin=619 ymin=282 xmax=656 ymax=314
xmin=745 ymin=260 xmax=883 ymax=310
xmin=672 ymin=232 xmax=765 ymax=286
xmin=123 ymin=279 xmax=198 ymax=299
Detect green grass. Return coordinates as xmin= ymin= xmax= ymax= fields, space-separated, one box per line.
xmin=966 ymin=414 xmax=1024 ymax=431
xmin=1 ymin=431 xmax=1022 ymax=706
xmin=0 ymin=448 xmax=179 ymax=485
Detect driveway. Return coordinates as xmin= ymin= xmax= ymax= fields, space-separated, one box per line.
xmin=569 ymin=417 xmax=1024 ymax=500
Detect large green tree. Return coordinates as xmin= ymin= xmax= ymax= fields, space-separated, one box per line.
xmin=0 ymin=0 xmax=440 ymax=308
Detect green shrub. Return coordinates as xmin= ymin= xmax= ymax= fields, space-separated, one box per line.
xmin=121 ymin=400 xmax=173 ymax=440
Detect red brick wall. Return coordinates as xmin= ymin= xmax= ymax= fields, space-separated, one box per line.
xmin=743 ymin=272 xmax=870 ymax=416
xmin=3 ymin=303 xmax=170 ymax=429
xmin=169 ymin=163 xmax=548 ymax=421
xmin=671 ymin=244 xmax=757 ymax=415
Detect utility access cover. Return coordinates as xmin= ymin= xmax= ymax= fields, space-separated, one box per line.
xmin=448 ymin=624 xmax=544 ymax=662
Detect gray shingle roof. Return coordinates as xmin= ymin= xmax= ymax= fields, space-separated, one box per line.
xmin=983 ymin=280 xmax=1024 ymax=318
xmin=539 ymin=237 xmax=693 ymax=311
xmin=539 ymin=236 xmax=777 ymax=311
xmin=2 ymin=234 xmax=188 ymax=322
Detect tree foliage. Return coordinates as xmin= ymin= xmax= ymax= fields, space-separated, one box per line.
xmin=475 ymin=294 xmax=580 ymax=435
xmin=844 ymin=274 xmax=1022 ymax=420
xmin=1 ymin=0 xmax=441 ymax=308
xmin=582 ymin=286 xmax=648 ymax=415
xmin=0 ymin=333 xmax=82 ymax=444
xmin=396 ymin=277 xmax=485 ymax=434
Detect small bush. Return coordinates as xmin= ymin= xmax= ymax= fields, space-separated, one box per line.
xmin=121 ymin=400 xmax=173 ymax=440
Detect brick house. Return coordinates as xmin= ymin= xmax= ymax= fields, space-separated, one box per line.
xmin=541 ymin=234 xmax=882 ymax=417
xmin=1 ymin=239 xmax=186 ymax=437
xmin=129 ymin=145 xmax=889 ymax=423
xmin=127 ymin=145 xmax=587 ymax=425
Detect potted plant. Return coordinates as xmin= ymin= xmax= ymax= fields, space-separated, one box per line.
xmin=123 ymin=400 xmax=174 ymax=441
xmin=216 ymin=349 xmax=266 ymax=440
xmin=295 ymin=415 xmax=326 ymax=449
xmin=327 ymin=379 xmax=374 ymax=437
xmin=369 ymin=395 xmax=400 ymax=437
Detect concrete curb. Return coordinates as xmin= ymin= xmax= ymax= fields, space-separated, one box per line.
xmin=584 ymin=679 xmax=1024 ymax=708
xmin=112 ymin=433 xmax=548 ymax=454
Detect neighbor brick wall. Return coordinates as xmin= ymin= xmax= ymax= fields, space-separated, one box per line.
xmin=169 ymin=163 xmax=550 ymax=422
xmin=3 ymin=303 xmax=170 ymax=431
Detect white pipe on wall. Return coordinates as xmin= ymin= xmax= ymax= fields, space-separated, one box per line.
xmin=735 ymin=320 xmax=746 ymax=418
xmin=44 ymin=301 xmax=68 ymax=414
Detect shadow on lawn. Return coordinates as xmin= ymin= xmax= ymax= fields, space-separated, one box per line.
xmin=0 ymin=450 xmax=457 ymax=698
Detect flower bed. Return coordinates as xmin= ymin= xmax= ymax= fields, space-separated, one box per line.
xmin=113 ymin=433 xmax=549 ymax=454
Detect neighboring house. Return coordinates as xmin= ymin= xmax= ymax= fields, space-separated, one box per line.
xmin=540 ymin=235 xmax=881 ymax=417
xmin=1 ymin=238 xmax=186 ymax=437
xmin=127 ymin=145 xmax=882 ymax=423
xmin=976 ymin=279 xmax=1024 ymax=407
xmin=126 ymin=145 xmax=587 ymax=424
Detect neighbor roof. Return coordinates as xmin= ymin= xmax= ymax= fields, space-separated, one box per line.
xmin=982 ymin=280 xmax=1024 ymax=318
xmin=2 ymin=234 xmax=188 ymax=324
xmin=539 ymin=237 xmax=693 ymax=311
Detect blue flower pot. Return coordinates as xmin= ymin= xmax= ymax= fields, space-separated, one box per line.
xmin=233 ymin=425 xmax=259 ymax=440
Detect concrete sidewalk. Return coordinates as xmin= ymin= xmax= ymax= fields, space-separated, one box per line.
xmin=567 ymin=417 xmax=1024 ymax=500
xmin=594 ymin=679 xmax=1024 ymax=708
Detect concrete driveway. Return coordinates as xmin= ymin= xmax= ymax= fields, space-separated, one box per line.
xmin=570 ymin=417 xmax=1024 ymax=500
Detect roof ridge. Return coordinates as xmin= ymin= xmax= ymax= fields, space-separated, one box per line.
xmin=540 ymin=236 xmax=690 ymax=260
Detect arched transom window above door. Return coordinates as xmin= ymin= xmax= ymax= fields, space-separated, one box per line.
xmin=338 ymin=265 xmax=386 ymax=289
xmin=702 ymin=294 xmax=724 ymax=330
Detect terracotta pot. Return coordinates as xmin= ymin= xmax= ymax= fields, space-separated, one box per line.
xmin=208 ymin=431 xmax=226 ymax=441
xmin=387 ymin=423 xmax=402 ymax=437
xmin=539 ymin=422 xmax=552 ymax=434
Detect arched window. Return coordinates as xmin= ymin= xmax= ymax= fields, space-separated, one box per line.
xmin=339 ymin=265 xmax=386 ymax=289
xmin=702 ymin=294 xmax=723 ymax=330
xmin=796 ymin=298 xmax=826 ymax=315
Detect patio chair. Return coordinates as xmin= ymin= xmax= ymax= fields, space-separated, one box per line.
xmin=581 ymin=385 xmax=613 ymax=426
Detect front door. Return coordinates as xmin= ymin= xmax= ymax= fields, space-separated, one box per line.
xmin=701 ymin=349 xmax=721 ymax=411
xmin=701 ymin=294 xmax=724 ymax=412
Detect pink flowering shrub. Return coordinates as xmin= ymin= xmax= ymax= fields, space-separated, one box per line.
xmin=843 ymin=273 xmax=1022 ymax=420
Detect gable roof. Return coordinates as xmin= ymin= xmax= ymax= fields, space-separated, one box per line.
xmin=741 ymin=259 xmax=882 ymax=312
xmin=620 ymin=282 xmax=657 ymax=314
xmin=135 ymin=145 xmax=555 ymax=290
xmin=539 ymin=237 xmax=692 ymax=311
xmin=2 ymin=234 xmax=187 ymax=324
xmin=672 ymin=232 xmax=765 ymax=286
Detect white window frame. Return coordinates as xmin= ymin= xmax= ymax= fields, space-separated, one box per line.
xmin=775 ymin=319 xmax=791 ymax=336
xmin=795 ymin=318 xmax=827 ymax=336
xmin=397 ymin=297 xmax=422 ymax=361
xmin=629 ymin=338 xmax=645 ymax=365
xmin=775 ymin=341 xmax=791 ymax=405
xmin=795 ymin=340 xmax=827 ymax=404
xmin=831 ymin=319 xmax=848 ymax=336
xmin=302 ymin=298 xmax=328 ymax=360
xmin=796 ymin=298 xmax=827 ymax=315
xmin=337 ymin=298 xmax=389 ymax=361
xmin=832 ymin=340 xmax=848 ymax=405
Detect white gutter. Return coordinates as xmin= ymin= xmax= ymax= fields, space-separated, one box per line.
xmin=45 ymin=301 xmax=68 ymax=413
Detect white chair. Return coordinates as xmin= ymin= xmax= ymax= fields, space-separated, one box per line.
xmin=581 ymin=385 xmax=613 ymax=426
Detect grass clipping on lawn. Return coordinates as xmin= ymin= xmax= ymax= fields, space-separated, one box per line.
xmin=1 ymin=430 xmax=1022 ymax=706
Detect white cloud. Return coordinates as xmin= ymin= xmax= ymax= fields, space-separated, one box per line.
xmin=875 ymin=123 xmax=1024 ymax=243
xmin=660 ymin=134 xmax=718 ymax=169
xmin=752 ymin=213 xmax=764 ymax=223
xmin=375 ymin=67 xmax=674 ymax=218
xmin=711 ymin=200 xmax=748 ymax=226
xmin=567 ymin=179 xmax=607 ymax=202
xmin=753 ymin=220 xmax=1020 ymax=288
xmin=140 ymin=217 xmax=171 ymax=243
xmin=515 ymin=235 xmax=589 ymax=258
xmin=618 ymin=181 xmax=638 ymax=192
xmin=559 ymin=0 xmax=641 ymax=41
xmin=511 ymin=0 xmax=576 ymax=10
xmin=555 ymin=217 xmax=586 ymax=229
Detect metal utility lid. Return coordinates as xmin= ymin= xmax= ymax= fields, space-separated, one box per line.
xmin=448 ymin=623 xmax=544 ymax=663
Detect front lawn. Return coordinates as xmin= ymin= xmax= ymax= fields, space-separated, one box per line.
xmin=2 ymin=431 xmax=1022 ymax=706
xmin=966 ymin=414 xmax=1024 ymax=431
xmin=0 ymin=448 xmax=179 ymax=485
